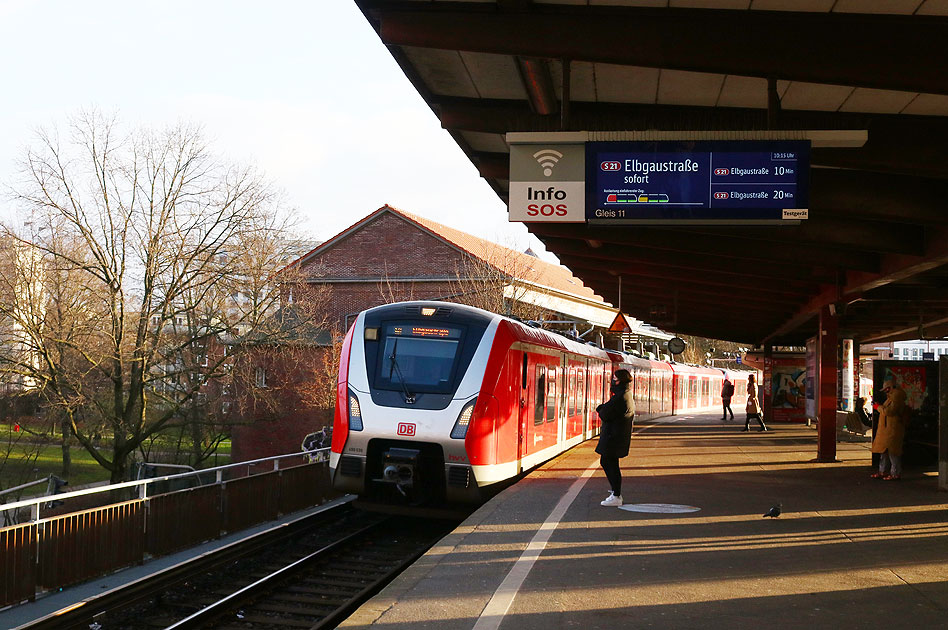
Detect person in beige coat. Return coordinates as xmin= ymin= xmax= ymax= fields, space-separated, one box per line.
xmin=871 ymin=378 xmax=909 ymax=480
xmin=742 ymin=374 xmax=767 ymax=432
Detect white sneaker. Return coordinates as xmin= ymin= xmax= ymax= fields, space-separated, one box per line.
xmin=600 ymin=492 xmax=623 ymax=507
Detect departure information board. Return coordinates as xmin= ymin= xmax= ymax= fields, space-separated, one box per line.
xmin=586 ymin=140 xmax=810 ymax=222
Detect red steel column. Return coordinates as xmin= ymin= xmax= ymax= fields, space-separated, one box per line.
xmin=817 ymin=305 xmax=838 ymax=462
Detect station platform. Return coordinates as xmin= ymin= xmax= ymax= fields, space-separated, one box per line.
xmin=341 ymin=410 xmax=948 ymax=630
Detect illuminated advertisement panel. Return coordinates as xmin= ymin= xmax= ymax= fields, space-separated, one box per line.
xmin=586 ymin=140 xmax=810 ymax=223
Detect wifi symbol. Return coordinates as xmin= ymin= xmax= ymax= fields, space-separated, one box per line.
xmin=533 ymin=149 xmax=564 ymax=177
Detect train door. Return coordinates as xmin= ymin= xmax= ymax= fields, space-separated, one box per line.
xmin=565 ymin=362 xmax=575 ymax=443
xmin=583 ymin=360 xmax=591 ymax=438
xmin=558 ymin=356 xmax=568 ymax=446
xmin=524 ymin=358 xmax=547 ymax=459
xmin=637 ymin=366 xmax=650 ymax=416
xmin=588 ymin=361 xmax=603 ymax=438
xmin=547 ymin=363 xmax=560 ymax=447
xmin=518 ymin=351 xmax=528 ymax=470
xmin=576 ymin=364 xmax=586 ymax=439
xmin=648 ymin=368 xmax=662 ymax=416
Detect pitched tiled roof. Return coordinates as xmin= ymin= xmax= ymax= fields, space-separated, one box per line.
xmin=391 ymin=207 xmax=604 ymax=303
xmin=286 ymin=205 xmax=606 ymax=304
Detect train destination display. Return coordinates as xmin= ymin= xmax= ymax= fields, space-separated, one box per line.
xmin=585 ymin=140 xmax=810 ymax=223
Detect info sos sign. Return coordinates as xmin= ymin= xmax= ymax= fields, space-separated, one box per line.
xmin=508 ymin=142 xmax=586 ymax=223
xmin=508 ymin=182 xmax=585 ymax=222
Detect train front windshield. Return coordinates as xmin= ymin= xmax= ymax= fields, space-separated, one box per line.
xmin=376 ymin=323 xmax=464 ymax=393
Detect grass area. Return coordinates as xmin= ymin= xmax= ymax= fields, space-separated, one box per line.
xmin=1 ymin=441 xmax=233 ymax=494
xmin=2 ymin=444 xmax=111 ymax=491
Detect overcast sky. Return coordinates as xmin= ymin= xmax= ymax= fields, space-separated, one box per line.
xmin=0 ymin=1 xmax=554 ymax=259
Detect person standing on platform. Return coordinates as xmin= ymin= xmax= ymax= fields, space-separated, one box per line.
xmin=853 ymin=396 xmax=872 ymax=431
xmin=721 ymin=376 xmax=735 ymax=421
xmin=871 ymin=378 xmax=908 ymax=480
xmin=743 ymin=373 xmax=768 ymax=432
xmin=596 ymin=369 xmax=635 ymax=507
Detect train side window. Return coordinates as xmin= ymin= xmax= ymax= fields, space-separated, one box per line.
xmin=547 ymin=367 xmax=557 ymax=422
xmin=569 ymin=368 xmax=577 ymax=416
xmin=522 ymin=353 xmax=528 ymax=390
xmin=578 ymin=370 xmax=586 ymax=415
xmin=534 ymin=366 xmax=546 ymax=425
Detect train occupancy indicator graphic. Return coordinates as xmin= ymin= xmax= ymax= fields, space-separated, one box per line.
xmin=605 ymin=193 xmax=669 ymax=204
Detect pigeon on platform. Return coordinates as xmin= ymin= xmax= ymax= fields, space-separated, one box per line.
xmin=763 ymin=504 xmax=782 ymax=518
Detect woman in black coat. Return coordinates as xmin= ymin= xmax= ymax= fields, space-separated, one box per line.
xmin=595 ymin=369 xmax=635 ymax=507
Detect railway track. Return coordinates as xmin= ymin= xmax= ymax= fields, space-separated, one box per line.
xmin=17 ymin=501 xmax=456 ymax=630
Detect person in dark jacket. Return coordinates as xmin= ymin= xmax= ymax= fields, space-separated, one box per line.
xmin=721 ymin=377 xmax=735 ymax=421
xmin=595 ymin=369 xmax=635 ymax=507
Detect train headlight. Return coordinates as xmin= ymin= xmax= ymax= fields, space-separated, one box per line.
xmin=451 ymin=398 xmax=477 ymax=439
xmin=348 ymin=389 xmax=363 ymax=431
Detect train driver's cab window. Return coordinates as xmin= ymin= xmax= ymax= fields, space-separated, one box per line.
xmin=376 ymin=323 xmax=464 ymax=394
xmin=535 ymin=365 xmax=546 ymax=425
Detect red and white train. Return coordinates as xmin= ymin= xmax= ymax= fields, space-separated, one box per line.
xmin=330 ymin=301 xmax=758 ymax=505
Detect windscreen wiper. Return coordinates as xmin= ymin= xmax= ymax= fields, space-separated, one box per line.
xmin=389 ymin=339 xmax=416 ymax=404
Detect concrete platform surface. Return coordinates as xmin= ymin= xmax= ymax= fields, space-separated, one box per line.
xmin=341 ymin=411 xmax=948 ymax=630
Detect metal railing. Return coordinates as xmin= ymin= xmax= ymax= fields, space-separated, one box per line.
xmin=0 ymin=449 xmax=337 ymax=608
xmin=0 ymin=449 xmax=330 ymax=524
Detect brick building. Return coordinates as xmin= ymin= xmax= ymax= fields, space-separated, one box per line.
xmin=231 ymin=205 xmax=663 ymax=461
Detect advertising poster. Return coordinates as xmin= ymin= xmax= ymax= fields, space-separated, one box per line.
xmin=872 ymin=360 xmax=940 ymax=466
xmin=805 ymin=337 xmax=817 ymax=420
xmin=840 ymin=339 xmax=854 ymax=411
xmin=771 ymin=356 xmax=807 ymax=423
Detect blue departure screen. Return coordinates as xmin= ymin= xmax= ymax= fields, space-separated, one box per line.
xmin=586 ymin=140 xmax=810 ymax=222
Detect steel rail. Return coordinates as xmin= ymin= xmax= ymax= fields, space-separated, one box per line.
xmin=309 ymin=535 xmax=433 ymax=630
xmin=163 ymin=516 xmax=393 ymax=630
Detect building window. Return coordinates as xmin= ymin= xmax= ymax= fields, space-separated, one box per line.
xmin=255 ymin=366 xmax=267 ymax=388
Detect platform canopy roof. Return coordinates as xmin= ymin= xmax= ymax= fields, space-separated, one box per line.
xmin=355 ymin=0 xmax=948 ymax=346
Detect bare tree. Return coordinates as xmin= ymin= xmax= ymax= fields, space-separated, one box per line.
xmin=376 ymin=261 xmax=418 ymax=305
xmin=444 ymin=248 xmax=553 ymax=323
xmin=2 ymin=112 xmax=310 ymax=482
xmin=678 ymin=334 xmax=746 ymax=366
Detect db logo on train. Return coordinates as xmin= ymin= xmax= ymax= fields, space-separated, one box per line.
xmin=397 ymin=423 xmax=416 ymax=437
